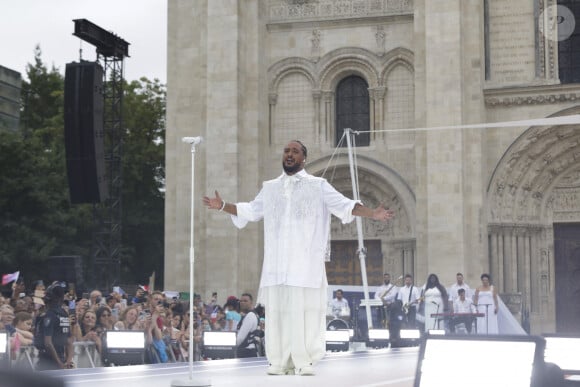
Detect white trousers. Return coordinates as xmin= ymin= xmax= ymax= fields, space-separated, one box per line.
xmin=260 ymin=285 xmax=326 ymax=370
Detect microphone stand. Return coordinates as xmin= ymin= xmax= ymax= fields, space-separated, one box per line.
xmin=432 ymin=302 xmax=440 ymax=330
xmin=481 ymin=304 xmax=492 ymax=334
xmin=171 ymin=137 xmax=210 ymax=387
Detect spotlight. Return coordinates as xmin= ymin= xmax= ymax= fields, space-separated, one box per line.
xmin=103 ymin=330 xmax=146 ymax=366
xmin=367 ymin=328 xmax=390 ymax=349
xmin=542 ymin=333 xmax=580 ymax=378
xmin=202 ymin=331 xmax=237 ymax=359
xmin=414 ymin=334 xmax=546 ymax=387
xmin=325 ymin=330 xmax=350 ymax=352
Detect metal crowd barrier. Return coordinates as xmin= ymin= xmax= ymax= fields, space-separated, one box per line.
xmin=73 ymin=341 xmax=100 ymax=368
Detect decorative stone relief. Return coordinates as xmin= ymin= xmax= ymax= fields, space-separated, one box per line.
xmin=369 ymin=86 xmax=386 ymax=101
xmin=488 ymin=125 xmax=580 ymax=223
xmin=269 ymin=0 xmax=414 ymax=22
xmin=311 ymin=29 xmax=322 ymax=57
xmin=375 ymin=25 xmax=386 ymax=56
xmin=500 ymin=293 xmax=523 ymax=316
xmin=485 ymin=92 xmax=580 ymax=106
xmin=323 ymin=167 xmax=412 ymax=241
xmin=550 ymin=184 xmax=580 ymax=222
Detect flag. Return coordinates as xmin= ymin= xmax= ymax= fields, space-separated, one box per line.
xmin=2 ymin=271 xmax=20 ymax=286
xmin=113 ymin=286 xmax=126 ymax=296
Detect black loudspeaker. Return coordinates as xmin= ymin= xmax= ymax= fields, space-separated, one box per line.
xmin=47 ymin=255 xmax=84 ymax=286
xmin=64 ymin=61 xmax=108 ymax=203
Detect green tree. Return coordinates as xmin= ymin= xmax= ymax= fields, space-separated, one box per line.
xmin=0 ymin=48 xmax=166 ymax=291
xmin=0 ymin=47 xmax=93 ymax=283
xmin=119 ymin=77 xmax=166 ymax=286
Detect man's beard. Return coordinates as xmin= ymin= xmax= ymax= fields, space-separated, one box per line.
xmin=282 ymin=161 xmax=301 ymax=174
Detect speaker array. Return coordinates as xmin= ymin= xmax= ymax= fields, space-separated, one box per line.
xmin=64 ymin=61 xmax=108 ymax=203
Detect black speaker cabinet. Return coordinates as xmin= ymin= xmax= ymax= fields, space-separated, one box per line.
xmin=64 ymin=61 xmax=108 ymax=203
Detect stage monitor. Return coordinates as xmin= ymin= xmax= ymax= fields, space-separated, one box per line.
xmin=414 ymin=334 xmax=545 ymax=387
xmin=542 ymin=333 xmax=580 ymax=375
xmin=367 ymin=328 xmax=390 ymax=349
xmin=325 ymin=330 xmax=350 ymax=352
xmin=202 ymin=331 xmax=236 ymax=359
xmin=103 ymin=330 xmax=145 ymax=366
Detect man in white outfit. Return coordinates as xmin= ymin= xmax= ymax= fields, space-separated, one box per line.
xmin=448 ymin=272 xmax=471 ymax=304
xmin=203 ymin=140 xmax=393 ymax=376
xmin=329 ymin=289 xmax=350 ymax=318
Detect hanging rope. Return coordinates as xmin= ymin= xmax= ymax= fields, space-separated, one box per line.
xmin=319 ymin=130 xmax=347 ymax=183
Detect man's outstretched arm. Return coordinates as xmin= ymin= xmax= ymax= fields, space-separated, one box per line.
xmin=352 ymin=203 xmax=394 ymax=222
xmin=203 ymin=190 xmax=238 ymax=216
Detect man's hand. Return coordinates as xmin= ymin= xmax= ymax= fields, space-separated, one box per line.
xmin=371 ymin=204 xmax=394 ymax=222
xmin=202 ymin=190 xmax=223 ymax=210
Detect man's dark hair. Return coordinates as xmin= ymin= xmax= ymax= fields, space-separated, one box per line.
xmin=405 ymin=274 xmax=413 ymax=279
xmin=457 ymin=272 xmax=463 ymax=277
xmin=457 ymin=288 xmax=465 ymax=294
xmin=241 ymin=293 xmax=253 ymax=301
xmin=292 ymin=139 xmax=307 ymax=158
xmin=254 ymin=303 xmax=265 ymax=318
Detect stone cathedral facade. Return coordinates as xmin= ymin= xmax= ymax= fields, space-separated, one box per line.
xmin=165 ymin=0 xmax=580 ymax=334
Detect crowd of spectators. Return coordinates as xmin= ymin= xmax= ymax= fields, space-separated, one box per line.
xmin=0 ymin=279 xmax=266 ymax=369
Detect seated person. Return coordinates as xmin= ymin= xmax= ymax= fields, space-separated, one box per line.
xmin=329 ymin=289 xmax=350 ymax=318
xmin=451 ymin=288 xmax=476 ymax=333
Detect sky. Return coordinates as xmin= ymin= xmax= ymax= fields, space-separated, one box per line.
xmin=1 ymin=0 xmax=167 ymax=83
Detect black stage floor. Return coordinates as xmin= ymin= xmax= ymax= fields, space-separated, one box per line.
xmin=43 ymin=348 xmax=419 ymax=387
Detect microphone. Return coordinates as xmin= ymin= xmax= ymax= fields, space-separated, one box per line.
xmin=182 ymin=136 xmax=203 ymax=145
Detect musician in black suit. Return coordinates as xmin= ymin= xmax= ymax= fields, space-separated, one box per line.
xmin=451 ymin=288 xmax=476 ymax=333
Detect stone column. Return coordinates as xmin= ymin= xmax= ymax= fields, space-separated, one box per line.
xmin=523 ymin=231 xmax=531 ymax=312
xmin=165 ymin=0 xmax=263 ymax=297
xmin=165 ymin=0 xmax=209 ymax=291
xmin=312 ymin=90 xmax=322 ymax=143
xmin=268 ymin=93 xmax=277 ymax=145
xmin=414 ymin=0 xmax=486 ymax=285
xmin=370 ymin=87 xmax=386 ymax=141
xmin=323 ymin=91 xmax=334 ymax=143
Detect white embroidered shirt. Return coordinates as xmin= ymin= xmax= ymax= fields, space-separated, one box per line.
xmin=231 ymin=170 xmax=360 ymax=289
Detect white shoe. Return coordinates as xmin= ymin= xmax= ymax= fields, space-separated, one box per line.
xmin=298 ymin=366 xmax=315 ymax=376
xmin=267 ymin=366 xmax=295 ymax=375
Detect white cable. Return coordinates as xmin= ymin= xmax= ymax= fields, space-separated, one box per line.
xmin=351 ymin=114 xmax=580 ymax=135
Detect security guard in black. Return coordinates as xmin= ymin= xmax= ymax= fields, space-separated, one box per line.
xmin=36 ymin=283 xmax=74 ymax=370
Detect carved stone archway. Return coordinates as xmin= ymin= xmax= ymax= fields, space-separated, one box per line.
xmin=487 ymin=109 xmax=580 ymax=333
xmin=309 ymin=154 xmax=416 ymax=281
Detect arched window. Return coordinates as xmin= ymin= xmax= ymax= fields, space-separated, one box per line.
xmin=335 ymin=76 xmax=370 ymax=147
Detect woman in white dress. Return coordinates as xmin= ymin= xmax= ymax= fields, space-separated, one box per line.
xmin=421 ymin=274 xmax=448 ymax=332
xmin=473 ymin=273 xmax=499 ymax=334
